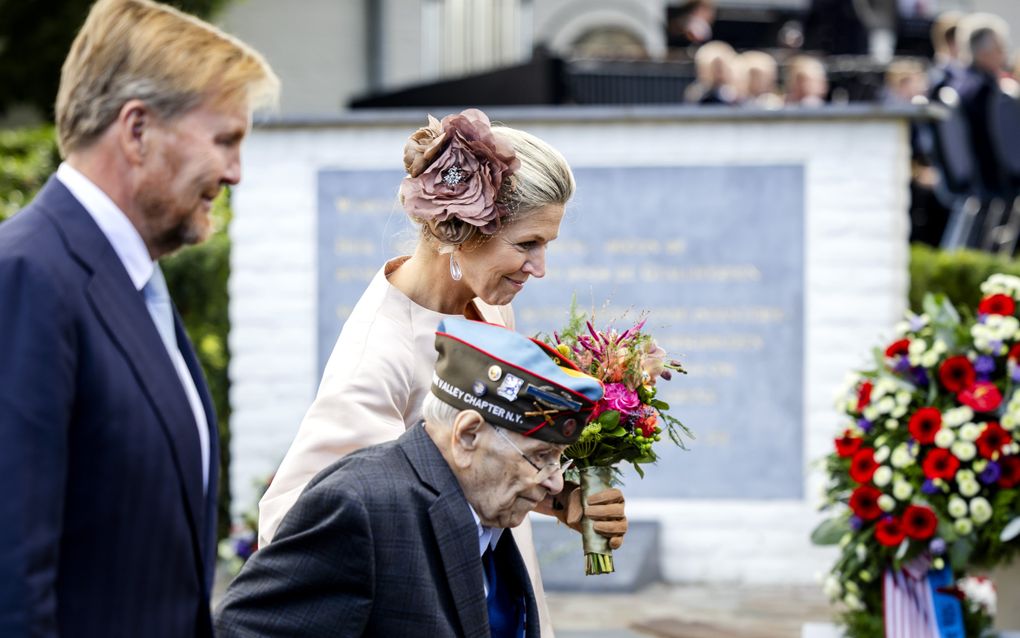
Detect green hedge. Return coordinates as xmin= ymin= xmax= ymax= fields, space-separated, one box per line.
xmin=910 ymin=244 xmax=1020 ymax=312
xmin=0 ymin=125 xmax=233 ymax=539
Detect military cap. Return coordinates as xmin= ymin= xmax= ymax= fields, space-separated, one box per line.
xmin=431 ymin=318 xmax=604 ymax=444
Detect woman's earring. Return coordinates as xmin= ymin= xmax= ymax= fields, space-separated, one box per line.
xmin=449 ymin=253 xmax=462 ymax=281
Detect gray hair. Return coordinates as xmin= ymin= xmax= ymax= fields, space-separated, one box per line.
xmin=421 ymin=392 xmax=462 ymax=428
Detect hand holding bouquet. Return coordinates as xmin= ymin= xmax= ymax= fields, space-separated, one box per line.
xmin=546 ymin=307 xmax=691 ymax=574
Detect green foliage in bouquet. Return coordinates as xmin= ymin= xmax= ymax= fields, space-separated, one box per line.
xmin=813 ymin=273 xmax=1020 ymax=637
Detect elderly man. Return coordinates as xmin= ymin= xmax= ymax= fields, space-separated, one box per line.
xmin=216 ymin=318 xmax=606 ymax=638
xmin=0 ymin=1 xmax=277 ymax=636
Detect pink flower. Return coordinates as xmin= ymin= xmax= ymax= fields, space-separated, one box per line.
xmin=601 ymin=383 xmax=641 ymax=416
xmin=399 ymin=109 xmax=520 ymax=234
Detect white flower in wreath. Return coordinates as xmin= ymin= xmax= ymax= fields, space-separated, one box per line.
xmin=944 ymin=406 xmax=975 ymax=427
xmin=954 ymin=517 xmax=974 ymax=535
xmin=934 ymin=428 xmax=956 ymax=448
xmin=878 ymin=494 xmax=897 ymax=511
xmin=893 ymin=479 xmax=913 ymax=500
xmin=908 ymin=338 xmax=928 ymax=365
xmin=876 ymin=396 xmax=896 ymax=414
xmin=970 ymin=497 xmax=993 ymax=525
xmin=959 ymin=480 xmax=981 ymax=498
xmin=885 ymin=418 xmax=900 ymax=430
xmin=948 ymin=496 xmax=969 ymax=518
xmin=958 ymin=423 xmax=981 ymax=441
xmin=844 ymin=593 xmax=865 ymax=611
xmin=895 ymin=390 xmax=912 ymax=406
xmin=890 ymin=444 xmax=915 ymax=468
xmin=952 ymin=440 xmax=977 ymax=462
xmin=874 ymin=446 xmax=891 ymax=463
xmin=823 ymin=575 xmax=842 ymax=600
xmin=873 ymin=466 xmax=893 ymax=487
xmin=958 ymin=575 xmax=998 ymax=616
xmin=855 ymin=544 xmax=867 ymax=562
xmin=920 ymin=350 xmax=940 ymax=368
xmin=863 ymin=405 xmax=880 ymax=422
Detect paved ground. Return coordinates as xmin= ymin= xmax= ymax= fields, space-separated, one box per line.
xmin=547 ymin=583 xmax=834 ymax=638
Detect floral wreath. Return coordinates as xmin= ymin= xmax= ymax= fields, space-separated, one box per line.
xmin=399 ymin=109 xmax=521 ymax=245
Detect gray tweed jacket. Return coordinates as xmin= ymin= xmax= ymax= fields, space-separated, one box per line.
xmin=215 ymin=423 xmax=539 ymax=637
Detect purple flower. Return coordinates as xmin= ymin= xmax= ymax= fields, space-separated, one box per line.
xmin=1010 ymin=364 xmax=1020 ymax=383
xmin=922 ymin=479 xmax=939 ymax=494
xmin=857 ymin=417 xmax=873 ymax=433
xmin=910 ymin=315 xmax=927 ymax=331
xmin=849 ymin=515 xmax=863 ymax=531
xmin=971 ymin=353 xmax=995 ymax=373
xmin=912 ymin=367 xmax=930 ymax=387
xmin=929 ymin=538 xmax=947 ymax=555
xmin=979 ymin=461 xmax=1001 ymax=484
xmin=894 ymin=357 xmax=912 ymax=374
xmin=977 ymin=314 xmax=988 ymax=324
xmin=990 ymin=340 xmax=1004 ymax=353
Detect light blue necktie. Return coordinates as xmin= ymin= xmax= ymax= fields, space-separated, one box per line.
xmin=143 ymin=265 xmax=177 ymax=357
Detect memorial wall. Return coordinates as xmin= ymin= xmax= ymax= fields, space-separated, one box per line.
xmin=230 ymin=106 xmax=913 ymax=583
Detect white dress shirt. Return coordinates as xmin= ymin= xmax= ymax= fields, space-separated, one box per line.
xmin=56 ymin=162 xmax=211 ymax=492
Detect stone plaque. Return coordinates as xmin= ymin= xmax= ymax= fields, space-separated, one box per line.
xmin=317 ymin=165 xmax=805 ymax=499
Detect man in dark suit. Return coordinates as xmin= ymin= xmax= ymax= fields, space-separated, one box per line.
xmin=216 ymin=318 xmax=606 ymax=637
xmin=0 ymin=1 xmax=277 ymax=636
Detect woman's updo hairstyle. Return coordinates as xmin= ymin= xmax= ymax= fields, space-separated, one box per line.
xmin=399 ymin=109 xmax=575 ymax=252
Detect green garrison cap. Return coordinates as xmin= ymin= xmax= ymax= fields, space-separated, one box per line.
xmin=432 ymin=318 xmax=604 ymax=444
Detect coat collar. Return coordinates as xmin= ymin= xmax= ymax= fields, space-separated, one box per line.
xmin=399 ymin=423 xmax=539 ymax=638
xmin=32 ymin=176 xmax=214 ymax=584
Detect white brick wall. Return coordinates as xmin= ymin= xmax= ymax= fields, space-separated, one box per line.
xmin=229 ymin=107 xmax=912 ymax=585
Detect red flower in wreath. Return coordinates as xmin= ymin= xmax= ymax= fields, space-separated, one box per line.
xmin=1009 ymin=344 xmax=1020 ymax=362
xmin=856 ymin=381 xmax=873 ymax=413
xmin=998 ymin=456 xmax=1020 ymax=489
xmin=958 ymin=381 xmax=1003 ymax=413
xmin=849 ymin=485 xmax=883 ymax=521
xmin=908 ymin=407 xmax=942 ymax=445
xmin=976 ymin=422 xmax=1012 ymax=459
xmin=850 ymin=448 xmax=879 ymax=483
xmin=978 ymin=293 xmax=1016 ymax=316
xmin=902 ymin=505 xmax=938 ymax=540
xmin=875 ymin=516 xmax=906 ymax=547
xmin=885 ymin=339 xmax=911 ymax=358
xmin=923 ymin=448 xmax=960 ymax=480
xmin=938 ymin=356 xmax=975 ymax=393
xmin=835 ymin=430 xmax=863 ymax=458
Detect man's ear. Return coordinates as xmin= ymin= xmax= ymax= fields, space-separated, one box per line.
xmin=450 ymin=410 xmax=486 ymax=464
xmin=117 ymin=99 xmax=154 ymax=166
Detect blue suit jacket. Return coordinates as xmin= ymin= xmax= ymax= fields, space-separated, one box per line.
xmin=0 ymin=177 xmax=219 ymax=637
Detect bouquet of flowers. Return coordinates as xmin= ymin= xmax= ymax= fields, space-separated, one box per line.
xmin=546 ymin=307 xmax=691 ymax=575
xmin=812 ymin=274 xmax=1020 ymax=638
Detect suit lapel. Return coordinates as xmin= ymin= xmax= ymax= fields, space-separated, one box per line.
xmin=35 ymin=178 xmax=207 ymax=574
xmin=401 ymin=426 xmax=490 ymax=638
xmin=173 ymin=309 xmax=220 ymax=590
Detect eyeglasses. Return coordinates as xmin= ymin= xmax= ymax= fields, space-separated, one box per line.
xmin=491 ymin=425 xmax=573 ymax=480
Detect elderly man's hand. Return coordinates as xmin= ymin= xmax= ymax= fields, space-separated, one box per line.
xmin=548 ymin=483 xmax=627 ymax=549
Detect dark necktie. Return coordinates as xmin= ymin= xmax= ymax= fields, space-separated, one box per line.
xmin=482 ymin=544 xmax=523 ymax=638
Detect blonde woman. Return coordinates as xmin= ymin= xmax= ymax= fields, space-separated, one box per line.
xmin=259 ymin=109 xmax=627 ymax=636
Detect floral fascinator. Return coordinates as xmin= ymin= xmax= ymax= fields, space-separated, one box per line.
xmin=399 ymin=109 xmax=521 ymax=242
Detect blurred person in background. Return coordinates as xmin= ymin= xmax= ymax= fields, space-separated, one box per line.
xmin=669 ymin=0 xmax=716 ymax=48
xmin=736 ymin=50 xmax=783 ymax=109
xmin=685 ymin=40 xmax=740 ymax=105
xmin=929 ymin=11 xmax=965 ymax=95
xmin=784 ymin=55 xmax=829 ymax=106
xmin=956 ymin=13 xmax=1013 ymax=199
